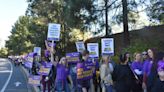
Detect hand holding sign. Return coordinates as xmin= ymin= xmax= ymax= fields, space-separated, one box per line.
xmin=66 ymin=52 xmax=80 ymax=64
xmin=45 ymin=40 xmax=56 ymax=54
xmin=28 ymin=75 xmax=41 ymax=86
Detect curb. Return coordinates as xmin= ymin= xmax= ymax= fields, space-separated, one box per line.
xmin=20 ymin=65 xmax=40 ymax=92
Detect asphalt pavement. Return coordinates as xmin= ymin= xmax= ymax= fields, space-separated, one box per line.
xmin=0 ymin=58 xmax=33 ymax=92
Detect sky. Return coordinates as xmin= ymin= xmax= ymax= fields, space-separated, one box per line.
xmin=0 ymin=0 xmax=28 ymax=48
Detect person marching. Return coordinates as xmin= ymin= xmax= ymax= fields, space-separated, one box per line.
xmin=40 ymin=56 xmax=52 ymax=92
xmin=68 ymin=56 xmax=78 ymax=92
xmin=55 ymin=57 xmax=72 ymax=92
xmin=92 ymin=58 xmax=101 ymax=92
xmin=112 ymin=53 xmax=136 ymax=92
xmin=142 ymin=48 xmax=158 ymax=92
xmin=131 ymin=52 xmax=143 ymax=92
xmin=77 ymin=50 xmax=92 ymax=92
xmin=100 ymin=55 xmax=113 ymax=92
xmin=152 ymin=55 xmax=164 ymax=92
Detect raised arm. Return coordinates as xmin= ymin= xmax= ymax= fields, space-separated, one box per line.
xmin=45 ymin=40 xmax=56 ymax=54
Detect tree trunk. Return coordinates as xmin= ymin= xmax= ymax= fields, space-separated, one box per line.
xmin=122 ymin=0 xmax=130 ymax=47
xmin=105 ymin=0 xmax=109 ymax=36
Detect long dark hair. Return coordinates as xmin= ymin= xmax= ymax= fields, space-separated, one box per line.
xmin=119 ymin=53 xmax=128 ymax=64
xmin=148 ymin=48 xmax=158 ymax=72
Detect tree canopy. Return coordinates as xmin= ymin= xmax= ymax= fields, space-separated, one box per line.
xmin=5 ymin=0 xmax=163 ymax=55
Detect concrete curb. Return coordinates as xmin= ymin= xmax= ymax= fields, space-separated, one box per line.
xmin=20 ymin=65 xmax=40 ymax=92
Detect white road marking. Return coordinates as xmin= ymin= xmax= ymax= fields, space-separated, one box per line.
xmin=0 ymin=70 xmax=12 ymax=73
xmin=0 ymin=59 xmax=13 ymax=92
xmin=14 ymin=81 xmax=22 ymax=87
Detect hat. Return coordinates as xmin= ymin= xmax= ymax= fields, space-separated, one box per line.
xmin=157 ymin=61 xmax=164 ymax=72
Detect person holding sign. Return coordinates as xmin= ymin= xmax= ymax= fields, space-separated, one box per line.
xmin=40 ymin=57 xmax=52 ymax=92
xmin=55 ymin=57 xmax=72 ymax=92
xmin=77 ymin=50 xmax=93 ymax=92
xmin=45 ymin=40 xmax=56 ymax=55
xmin=66 ymin=52 xmax=80 ymax=92
xmin=100 ymin=55 xmax=113 ymax=92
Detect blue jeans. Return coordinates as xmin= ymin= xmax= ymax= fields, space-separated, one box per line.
xmin=69 ymin=65 xmax=77 ymax=92
xmin=70 ymin=74 xmax=77 ymax=92
xmin=77 ymin=85 xmax=83 ymax=92
xmin=55 ymin=80 xmax=70 ymax=92
xmin=105 ymin=85 xmax=113 ymax=92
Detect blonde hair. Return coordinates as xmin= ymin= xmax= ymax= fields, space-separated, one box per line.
xmin=133 ymin=52 xmax=141 ymax=61
xmin=102 ymin=55 xmax=109 ymax=63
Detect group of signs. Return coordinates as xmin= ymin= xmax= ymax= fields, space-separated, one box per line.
xmin=27 ymin=23 xmax=61 ymax=86
xmin=27 ymin=23 xmax=114 ymax=86
xmin=76 ymin=38 xmax=114 ymax=57
xmin=47 ymin=23 xmax=114 ymax=57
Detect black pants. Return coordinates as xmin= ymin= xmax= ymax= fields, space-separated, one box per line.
xmin=93 ymin=75 xmax=102 ymax=92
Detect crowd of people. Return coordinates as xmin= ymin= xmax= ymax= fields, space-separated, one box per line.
xmin=9 ymin=42 xmax=164 ymax=92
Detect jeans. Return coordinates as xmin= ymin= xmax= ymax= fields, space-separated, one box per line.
xmin=56 ymin=80 xmax=70 ymax=92
xmin=70 ymin=65 xmax=77 ymax=92
xmin=70 ymin=74 xmax=77 ymax=92
xmin=105 ymin=85 xmax=113 ymax=92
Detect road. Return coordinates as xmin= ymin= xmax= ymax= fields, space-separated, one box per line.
xmin=0 ymin=58 xmax=32 ymax=92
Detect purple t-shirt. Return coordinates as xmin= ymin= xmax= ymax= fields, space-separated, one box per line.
xmin=85 ymin=59 xmax=94 ymax=69
xmin=41 ymin=61 xmax=52 ymax=67
xmin=143 ymin=59 xmax=153 ymax=76
xmin=56 ymin=64 xmax=68 ymax=80
xmin=131 ymin=61 xmax=143 ymax=71
xmin=39 ymin=61 xmax=52 ymax=76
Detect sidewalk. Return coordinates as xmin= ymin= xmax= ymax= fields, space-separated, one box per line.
xmin=20 ymin=65 xmax=40 ymax=92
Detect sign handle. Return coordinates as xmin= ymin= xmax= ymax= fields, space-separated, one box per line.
xmin=51 ymin=40 xmax=54 ymax=63
xmin=92 ymin=58 xmax=95 ymax=63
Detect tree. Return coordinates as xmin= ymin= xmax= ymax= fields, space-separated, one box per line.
xmin=0 ymin=48 xmax=8 ymax=57
xmin=5 ymin=16 xmax=34 ymax=55
xmin=147 ymin=0 xmax=164 ymax=24
xmin=122 ymin=0 xmax=130 ymax=46
xmin=25 ymin=0 xmax=98 ymax=53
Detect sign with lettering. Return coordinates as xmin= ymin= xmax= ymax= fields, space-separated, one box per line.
xmin=28 ymin=75 xmax=41 ymax=86
xmin=101 ymin=38 xmax=114 ymax=55
xmin=76 ymin=41 xmax=85 ymax=53
xmin=66 ymin=52 xmax=80 ymax=64
xmin=47 ymin=23 xmax=61 ymax=41
xmin=87 ymin=43 xmax=99 ymax=58
xmin=34 ymin=47 xmax=41 ymax=56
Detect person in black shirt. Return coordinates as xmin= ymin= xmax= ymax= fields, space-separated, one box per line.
xmin=112 ymin=53 xmax=135 ymax=92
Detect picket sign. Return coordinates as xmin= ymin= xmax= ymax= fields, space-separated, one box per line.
xmin=76 ymin=41 xmax=85 ymax=53
xmin=101 ymin=38 xmax=114 ymax=55
xmin=87 ymin=43 xmax=99 ymax=58
xmin=34 ymin=47 xmax=41 ymax=56
xmin=47 ymin=23 xmax=61 ymax=63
